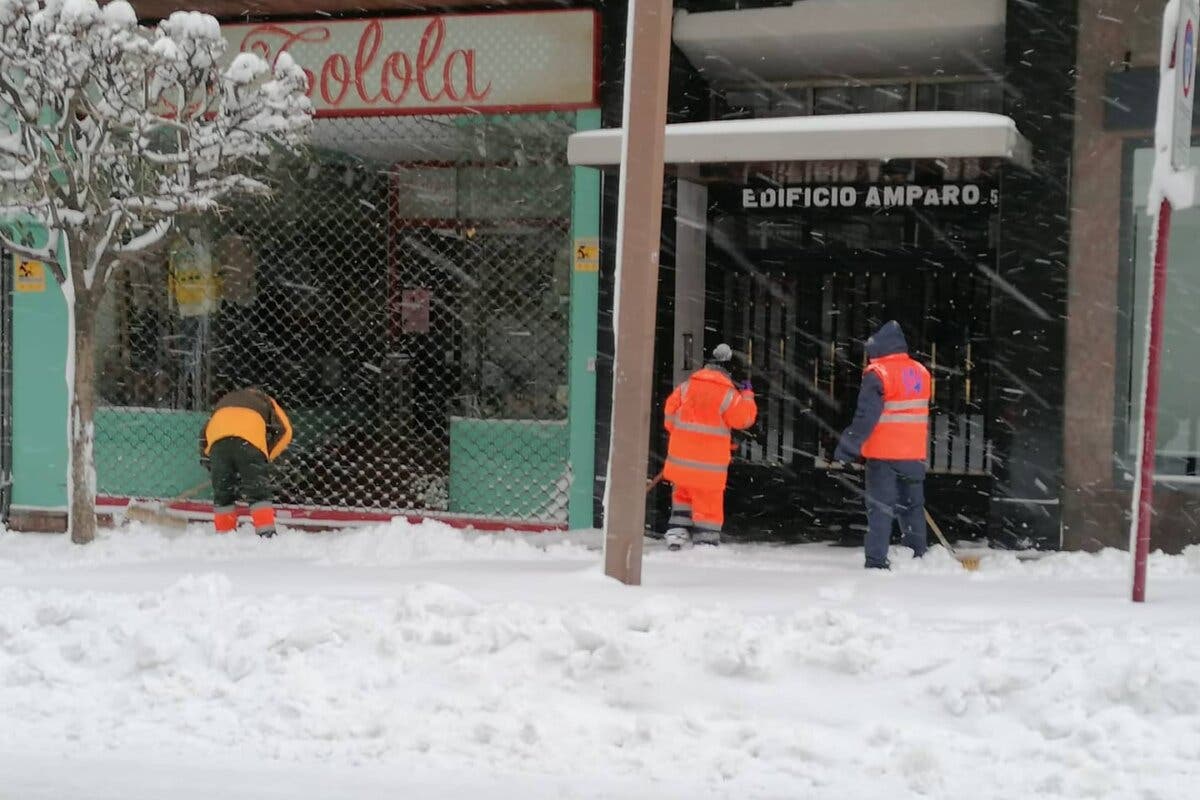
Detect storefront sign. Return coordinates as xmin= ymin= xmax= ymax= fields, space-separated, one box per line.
xmin=225 ymin=10 xmax=598 ymax=117
xmin=739 ymin=183 xmax=1000 ymax=211
xmin=14 ymin=259 xmax=46 ymax=293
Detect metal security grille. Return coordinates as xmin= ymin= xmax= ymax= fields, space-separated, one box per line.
xmin=721 ymin=257 xmax=994 ymax=476
xmin=94 ymin=113 xmax=577 ymax=524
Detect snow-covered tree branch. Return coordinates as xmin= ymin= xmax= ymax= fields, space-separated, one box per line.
xmin=0 ymin=0 xmax=312 ymax=544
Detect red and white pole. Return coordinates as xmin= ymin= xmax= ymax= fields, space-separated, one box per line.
xmin=1130 ymin=198 xmax=1172 ymax=603
xmin=1130 ymin=0 xmax=1196 ymax=602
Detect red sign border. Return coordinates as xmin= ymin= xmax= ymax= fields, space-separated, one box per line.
xmin=1184 ymin=19 xmax=1195 ymax=98
xmin=224 ymin=8 xmax=601 ymax=119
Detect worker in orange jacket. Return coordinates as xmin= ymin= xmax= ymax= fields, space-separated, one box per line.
xmin=662 ymin=343 xmax=757 ymax=550
xmin=199 ymin=387 xmax=293 ymax=537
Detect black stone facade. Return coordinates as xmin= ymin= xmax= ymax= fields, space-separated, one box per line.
xmin=591 ymin=1 xmax=1080 ymax=548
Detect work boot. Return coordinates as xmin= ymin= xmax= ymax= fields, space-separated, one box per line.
xmin=257 ymin=527 xmax=276 ymax=539
xmin=664 ymin=527 xmax=689 ymax=551
xmin=864 ymin=560 xmax=891 ymax=570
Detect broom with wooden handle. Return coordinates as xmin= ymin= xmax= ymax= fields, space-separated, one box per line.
xmin=124 ymin=480 xmax=210 ymax=530
xmin=924 ymin=508 xmax=981 ymax=571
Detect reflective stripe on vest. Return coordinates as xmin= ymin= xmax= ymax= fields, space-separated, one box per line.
xmin=665 ymin=456 xmax=729 ymax=474
xmin=883 ymin=399 xmax=929 ymax=411
xmin=718 ymin=388 xmax=737 ymax=415
xmin=670 ymin=418 xmax=731 ymax=436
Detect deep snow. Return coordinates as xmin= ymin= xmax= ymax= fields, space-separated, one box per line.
xmin=1 ymin=520 xmax=1198 ymax=800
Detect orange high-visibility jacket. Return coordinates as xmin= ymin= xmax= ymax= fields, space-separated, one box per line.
xmin=860 ymin=354 xmax=931 ymax=461
xmin=663 ymin=367 xmax=757 ymax=491
xmin=202 ymin=388 xmax=293 ymax=462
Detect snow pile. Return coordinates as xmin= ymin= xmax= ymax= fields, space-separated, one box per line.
xmin=1 ymin=528 xmax=1198 ymax=798
xmin=0 ymin=518 xmax=597 ymax=570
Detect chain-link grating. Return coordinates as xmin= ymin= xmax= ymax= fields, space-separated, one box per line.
xmin=94 ymin=112 xmax=577 ymax=524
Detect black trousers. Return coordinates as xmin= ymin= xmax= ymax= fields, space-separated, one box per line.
xmin=864 ymin=459 xmax=928 ymax=567
xmin=209 ymin=437 xmax=272 ymax=510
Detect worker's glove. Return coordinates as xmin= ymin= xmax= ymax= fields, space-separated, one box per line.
xmin=199 ymin=456 xmax=211 ymax=472
xmin=738 ymin=380 xmax=753 ymax=392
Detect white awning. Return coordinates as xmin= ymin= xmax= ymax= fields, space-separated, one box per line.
xmin=567 ymin=112 xmax=1032 ymax=170
xmin=672 ymin=1 xmax=1006 ymax=85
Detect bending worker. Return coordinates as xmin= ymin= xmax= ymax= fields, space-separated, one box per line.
xmin=834 ymin=321 xmax=930 ymax=569
xmin=199 ymin=387 xmax=293 ymax=538
xmin=662 ymin=343 xmax=757 ymax=550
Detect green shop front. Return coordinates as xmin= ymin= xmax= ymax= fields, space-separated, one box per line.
xmin=2 ymin=9 xmax=602 ymax=532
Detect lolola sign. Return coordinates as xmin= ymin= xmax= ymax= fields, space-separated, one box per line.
xmin=223 ymin=10 xmax=598 ymax=117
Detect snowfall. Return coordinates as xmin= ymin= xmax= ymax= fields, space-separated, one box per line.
xmin=1 ymin=521 xmax=1198 ymax=800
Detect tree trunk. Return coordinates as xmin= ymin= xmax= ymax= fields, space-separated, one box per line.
xmin=68 ymin=297 xmax=97 ymax=545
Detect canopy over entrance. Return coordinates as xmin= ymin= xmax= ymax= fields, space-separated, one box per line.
xmin=567 ymin=112 xmax=1032 ymax=170
xmin=672 ymin=1 xmax=1006 ymax=84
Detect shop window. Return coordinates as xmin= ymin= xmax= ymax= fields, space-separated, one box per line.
xmin=722 ymin=89 xmax=770 ymax=118
xmin=764 ymin=89 xmax=812 ymax=118
xmin=915 ymin=82 xmax=1002 ymax=113
xmin=814 ymin=85 xmax=909 ymax=115
xmin=93 ymin=112 xmax=577 ymax=514
xmin=1120 ymin=146 xmax=1200 ymax=477
xmin=724 ymin=80 xmax=1002 ymax=120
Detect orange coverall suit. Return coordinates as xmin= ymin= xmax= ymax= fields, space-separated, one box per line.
xmin=200 ymin=388 xmax=293 ymax=535
xmin=662 ymin=366 xmax=757 ymax=545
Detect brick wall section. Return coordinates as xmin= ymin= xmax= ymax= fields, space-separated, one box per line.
xmin=1064 ymin=0 xmax=1200 ymax=552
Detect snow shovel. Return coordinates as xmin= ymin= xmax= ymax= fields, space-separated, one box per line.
xmin=924 ymin=509 xmax=981 ymax=571
xmin=125 ymin=480 xmax=209 ymax=530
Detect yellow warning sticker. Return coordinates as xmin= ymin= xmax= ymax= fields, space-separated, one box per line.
xmin=573 ymin=238 xmax=599 ymax=272
xmin=14 ymin=259 xmax=46 ymax=293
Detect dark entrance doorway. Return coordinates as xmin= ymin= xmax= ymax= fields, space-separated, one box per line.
xmin=698 ymin=160 xmax=1001 ymax=543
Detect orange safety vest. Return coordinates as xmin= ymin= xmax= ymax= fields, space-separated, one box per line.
xmin=860 ymin=354 xmax=931 ymax=461
xmin=662 ymin=367 xmax=757 ymax=490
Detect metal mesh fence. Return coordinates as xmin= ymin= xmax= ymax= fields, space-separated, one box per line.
xmin=94 ymin=112 xmax=577 ymax=524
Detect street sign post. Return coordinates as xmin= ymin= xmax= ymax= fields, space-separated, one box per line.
xmin=602 ymin=0 xmax=673 ymax=586
xmin=1131 ymin=0 xmax=1198 ymax=603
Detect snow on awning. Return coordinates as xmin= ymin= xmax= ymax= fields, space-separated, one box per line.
xmin=672 ymin=1 xmax=1006 ymax=85
xmin=567 ymin=112 xmax=1032 ymax=170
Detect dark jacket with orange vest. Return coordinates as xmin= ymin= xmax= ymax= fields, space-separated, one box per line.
xmin=834 ymin=322 xmax=931 ymax=464
xmin=663 ymin=364 xmax=758 ymax=491
xmin=200 ymin=388 xmax=294 ymax=462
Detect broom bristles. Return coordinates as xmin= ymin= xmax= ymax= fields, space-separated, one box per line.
xmin=124 ymin=504 xmax=189 ymax=530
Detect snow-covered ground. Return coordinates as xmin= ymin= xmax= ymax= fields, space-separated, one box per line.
xmin=1 ymin=521 xmax=1198 ymax=800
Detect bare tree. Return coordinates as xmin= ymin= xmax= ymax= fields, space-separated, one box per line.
xmin=0 ymin=0 xmax=312 ymax=543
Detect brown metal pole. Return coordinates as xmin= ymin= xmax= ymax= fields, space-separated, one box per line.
xmin=603 ymin=0 xmax=673 ymax=585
